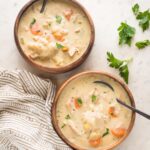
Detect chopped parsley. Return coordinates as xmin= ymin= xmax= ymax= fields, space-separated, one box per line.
xmin=91 ymin=95 xmax=97 ymax=102
xmin=135 ymin=40 xmax=150 ymax=49
xmin=30 ymin=18 xmax=36 ymax=28
xmin=77 ymin=98 xmax=83 ymax=106
xmin=56 ymin=15 xmax=62 ymax=24
xmin=20 ymin=38 xmax=25 ymax=45
xmin=48 ymin=23 xmax=51 ymax=27
xmin=102 ymin=128 xmax=109 ymax=137
xmin=107 ymin=52 xmax=132 ymax=84
xmin=61 ymin=124 xmax=66 ymax=129
xmin=118 ymin=22 xmax=136 ymax=46
xmin=65 ymin=114 xmax=71 ymax=119
xmin=56 ymin=43 xmax=64 ymax=49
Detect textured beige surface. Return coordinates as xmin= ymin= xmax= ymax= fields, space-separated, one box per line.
xmin=0 ymin=0 xmax=150 ymax=149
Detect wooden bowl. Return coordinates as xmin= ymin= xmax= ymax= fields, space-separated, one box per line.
xmin=52 ymin=71 xmax=136 ymax=150
xmin=14 ymin=0 xmax=95 ymax=74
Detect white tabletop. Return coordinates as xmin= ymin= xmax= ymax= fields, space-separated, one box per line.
xmin=0 ymin=0 xmax=150 ymax=149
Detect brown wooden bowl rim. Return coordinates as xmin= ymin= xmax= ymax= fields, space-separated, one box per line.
xmin=14 ymin=0 xmax=95 ymax=74
xmin=52 ymin=71 xmax=136 ymax=150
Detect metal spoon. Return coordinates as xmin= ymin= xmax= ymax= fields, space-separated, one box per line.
xmin=40 ymin=0 xmax=48 ymax=13
xmin=93 ymin=81 xmax=150 ymax=120
xmin=116 ymin=98 xmax=150 ymax=120
xmin=93 ymin=81 xmax=114 ymax=91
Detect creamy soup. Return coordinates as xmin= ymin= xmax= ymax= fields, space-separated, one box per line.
xmin=18 ymin=0 xmax=91 ymax=68
xmin=56 ymin=73 xmax=133 ymax=149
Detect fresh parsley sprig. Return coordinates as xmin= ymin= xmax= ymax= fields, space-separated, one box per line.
xmin=135 ymin=40 xmax=150 ymax=49
xmin=137 ymin=10 xmax=150 ymax=31
xmin=107 ymin=52 xmax=132 ymax=84
xmin=118 ymin=22 xmax=136 ymax=46
xmin=132 ymin=4 xmax=150 ymax=31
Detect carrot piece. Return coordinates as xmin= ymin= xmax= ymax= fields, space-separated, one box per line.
xmin=74 ymin=98 xmax=82 ymax=109
xmin=53 ymin=32 xmax=64 ymax=41
xmin=108 ymin=106 xmax=117 ymax=117
xmin=111 ymin=128 xmax=126 ymax=138
xmin=64 ymin=9 xmax=73 ymax=21
xmin=62 ymin=46 xmax=69 ymax=52
xmin=89 ymin=138 xmax=101 ymax=147
xmin=30 ymin=23 xmax=42 ymax=35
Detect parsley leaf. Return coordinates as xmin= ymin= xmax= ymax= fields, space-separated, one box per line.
xmin=65 ymin=114 xmax=71 ymax=119
xmin=91 ymin=95 xmax=97 ymax=102
xmin=107 ymin=52 xmax=132 ymax=84
xmin=56 ymin=15 xmax=62 ymax=24
xmin=132 ymin=4 xmax=140 ymax=16
xmin=135 ymin=40 xmax=150 ymax=49
xmin=107 ymin=52 xmax=123 ymax=68
xmin=102 ymin=128 xmax=109 ymax=137
xmin=132 ymin=4 xmax=150 ymax=31
xmin=56 ymin=43 xmax=64 ymax=49
xmin=137 ymin=10 xmax=150 ymax=31
xmin=118 ymin=22 xmax=136 ymax=46
xmin=119 ymin=64 xmax=129 ymax=84
xmin=77 ymin=98 xmax=83 ymax=106
xmin=30 ymin=18 xmax=36 ymax=28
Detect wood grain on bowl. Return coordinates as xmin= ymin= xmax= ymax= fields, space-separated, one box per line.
xmin=14 ymin=0 xmax=95 ymax=74
xmin=52 ymin=71 xmax=136 ymax=150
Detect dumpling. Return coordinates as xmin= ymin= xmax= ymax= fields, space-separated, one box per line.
xmin=28 ymin=41 xmax=58 ymax=61
xmin=52 ymin=52 xmax=64 ymax=66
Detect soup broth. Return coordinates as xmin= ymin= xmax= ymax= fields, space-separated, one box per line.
xmin=56 ymin=73 xmax=132 ymax=149
xmin=18 ymin=0 xmax=91 ymax=68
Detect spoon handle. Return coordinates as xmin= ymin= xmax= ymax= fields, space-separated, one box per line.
xmin=116 ymin=98 xmax=150 ymax=120
xmin=40 ymin=0 xmax=48 ymax=13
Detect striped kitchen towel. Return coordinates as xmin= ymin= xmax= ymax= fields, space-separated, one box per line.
xmin=0 ymin=69 xmax=71 ymax=150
